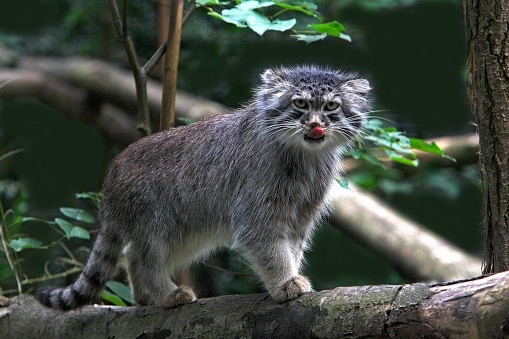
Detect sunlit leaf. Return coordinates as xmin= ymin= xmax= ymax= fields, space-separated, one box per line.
xmin=100 ymin=290 xmax=126 ymax=307
xmin=245 ymin=11 xmax=272 ymax=35
xmin=207 ymin=10 xmax=248 ymax=27
xmin=60 ymin=208 xmax=95 ymax=224
xmin=409 ymin=138 xmax=442 ymax=155
xmin=309 ymin=21 xmax=346 ymax=37
xmin=340 ymin=32 xmax=352 ymax=42
xmin=246 ymin=13 xmax=295 ymax=35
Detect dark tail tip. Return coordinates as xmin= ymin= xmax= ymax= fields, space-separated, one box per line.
xmin=35 ymin=286 xmax=59 ymax=308
xmin=35 ymin=285 xmax=89 ymax=311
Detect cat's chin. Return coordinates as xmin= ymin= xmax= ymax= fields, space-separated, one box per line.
xmin=300 ymin=135 xmax=340 ymax=151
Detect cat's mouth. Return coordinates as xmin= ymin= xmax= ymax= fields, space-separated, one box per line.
xmin=304 ymin=126 xmax=325 ymax=142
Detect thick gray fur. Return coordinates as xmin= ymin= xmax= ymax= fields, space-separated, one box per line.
xmin=36 ymin=65 xmax=372 ymax=310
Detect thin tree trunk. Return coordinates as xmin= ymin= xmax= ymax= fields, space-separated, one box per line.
xmin=161 ymin=0 xmax=184 ymax=130
xmin=464 ymin=0 xmax=509 ymax=273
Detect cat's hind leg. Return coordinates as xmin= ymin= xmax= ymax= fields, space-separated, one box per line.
xmin=125 ymin=241 xmax=196 ymax=308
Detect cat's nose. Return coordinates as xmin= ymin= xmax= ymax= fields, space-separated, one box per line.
xmin=307 ymin=114 xmax=322 ymax=127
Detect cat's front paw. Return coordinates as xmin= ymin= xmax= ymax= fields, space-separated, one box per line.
xmin=270 ymin=275 xmax=312 ymax=302
xmin=160 ymin=286 xmax=197 ymax=308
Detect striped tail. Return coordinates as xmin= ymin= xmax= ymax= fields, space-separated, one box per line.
xmin=36 ymin=230 xmax=122 ymax=310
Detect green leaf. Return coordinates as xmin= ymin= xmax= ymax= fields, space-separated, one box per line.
xmin=55 ymin=218 xmax=73 ymax=238
xmin=22 ymin=217 xmax=55 ymax=225
xmin=237 ymin=0 xmax=274 ymax=10
xmin=291 ymin=33 xmax=327 ymax=44
xmin=409 ymin=138 xmax=442 ymax=155
xmin=55 ymin=218 xmax=90 ymax=240
xmin=195 ymin=0 xmax=230 ymax=6
xmin=100 ymin=290 xmax=126 ymax=307
xmin=106 ymin=281 xmax=134 ymax=304
xmin=207 ymin=10 xmax=248 ymax=27
xmin=195 ymin=0 xmax=217 ymax=6
xmin=365 ymin=118 xmax=384 ymax=130
xmin=339 ymin=32 xmax=352 ymax=43
xmin=309 ymin=21 xmax=345 ymax=37
xmin=274 ymin=2 xmax=318 ymax=17
xmin=60 ymin=208 xmax=95 ymax=224
xmin=337 ymin=179 xmax=350 ymax=190
xmin=70 ymin=226 xmax=90 ymax=240
xmin=348 ymin=149 xmax=385 ymax=169
xmin=385 ymin=149 xmax=419 ymax=167
xmin=9 ymin=237 xmax=48 ymax=252
xmin=299 ymin=1 xmax=318 ymax=11
xmin=245 ymin=11 xmax=272 ymax=35
xmin=246 ymin=13 xmax=295 ymax=35
xmin=76 ymin=192 xmax=102 ymax=209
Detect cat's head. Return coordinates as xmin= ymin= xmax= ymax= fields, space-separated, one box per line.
xmin=255 ymin=65 xmax=372 ymax=151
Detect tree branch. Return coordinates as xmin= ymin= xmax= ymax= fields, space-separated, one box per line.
xmin=17 ymin=56 xmax=227 ymax=122
xmin=2 ymin=272 xmax=508 ymax=337
xmin=108 ymin=0 xmax=152 ymax=135
xmin=329 ymin=183 xmax=481 ymax=281
xmin=0 ymin=69 xmax=140 ymax=146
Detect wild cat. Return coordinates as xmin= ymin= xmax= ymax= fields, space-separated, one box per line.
xmin=36 ymin=65 xmax=371 ymax=310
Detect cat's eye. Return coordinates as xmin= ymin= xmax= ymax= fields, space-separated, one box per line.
xmin=324 ymin=102 xmax=339 ymax=111
xmin=293 ymin=99 xmax=309 ymax=109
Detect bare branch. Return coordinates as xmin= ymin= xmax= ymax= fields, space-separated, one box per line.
xmin=182 ymin=2 xmax=197 ymax=26
xmin=108 ymin=0 xmax=151 ymax=135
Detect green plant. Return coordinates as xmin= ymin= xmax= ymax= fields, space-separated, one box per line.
xmin=350 ymin=118 xmax=454 ymax=169
xmin=201 ymin=0 xmax=351 ymax=43
xmin=0 ymin=170 xmax=132 ymax=305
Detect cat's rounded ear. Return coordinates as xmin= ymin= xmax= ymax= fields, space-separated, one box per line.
xmin=260 ymin=68 xmax=285 ymax=85
xmin=341 ymin=78 xmax=371 ymax=94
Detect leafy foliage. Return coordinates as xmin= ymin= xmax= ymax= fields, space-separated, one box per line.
xmin=199 ymin=0 xmax=351 ymax=42
xmin=349 ymin=119 xmax=454 ymax=169
xmin=0 ymin=175 xmax=131 ymax=305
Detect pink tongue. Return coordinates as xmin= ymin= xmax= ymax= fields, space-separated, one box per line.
xmin=308 ymin=126 xmax=324 ymax=139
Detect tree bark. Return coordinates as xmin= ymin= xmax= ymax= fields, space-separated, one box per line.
xmin=1 ymin=271 xmax=508 ymax=338
xmin=464 ymin=0 xmax=509 ymax=273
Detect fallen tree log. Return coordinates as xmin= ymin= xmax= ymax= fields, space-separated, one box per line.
xmin=0 ymin=70 xmax=140 ymax=146
xmin=18 ymin=56 xmax=227 ymax=123
xmin=329 ymin=183 xmax=481 ymax=282
xmin=1 ymin=271 xmax=508 ymax=338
